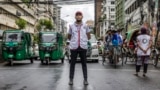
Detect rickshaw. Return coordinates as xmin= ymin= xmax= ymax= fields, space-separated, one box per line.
xmin=39 ymin=31 xmax=65 ymax=65
xmin=150 ymin=27 xmax=160 ymax=67
xmin=124 ymin=29 xmax=140 ymax=64
xmin=2 ymin=30 xmax=34 ymax=66
xmin=102 ymin=30 xmax=124 ymax=68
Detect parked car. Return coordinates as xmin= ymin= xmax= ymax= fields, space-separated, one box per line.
xmin=87 ymin=34 xmax=99 ymax=61
xmin=69 ymin=34 xmax=99 ymax=62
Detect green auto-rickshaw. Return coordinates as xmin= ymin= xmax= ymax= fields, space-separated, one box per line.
xmin=2 ymin=30 xmax=34 ymax=66
xmin=39 ymin=31 xmax=65 ymax=65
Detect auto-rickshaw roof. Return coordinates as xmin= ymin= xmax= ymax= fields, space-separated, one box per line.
xmin=4 ymin=30 xmax=24 ymax=33
xmin=39 ymin=31 xmax=57 ymax=34
xmin=126 ymin=28 xmax=140 ymax=43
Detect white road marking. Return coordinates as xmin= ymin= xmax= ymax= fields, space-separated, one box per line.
xmin=0 ymin=67 xmax=159 ymax=72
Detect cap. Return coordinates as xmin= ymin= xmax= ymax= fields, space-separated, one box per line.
xmin=75 ymin=11 xmax=83 ymax=16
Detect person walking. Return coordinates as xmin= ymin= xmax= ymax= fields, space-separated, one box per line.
xmin=135 ymin=27 xmax=152 ymax=77
xmin=68 ymin=11 xmax=91 ymax=85
xmin=104 ymin=30 xmax=113 ymax=63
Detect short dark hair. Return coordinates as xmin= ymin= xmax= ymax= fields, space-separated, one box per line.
xmin=141 ymin=27 xmax=147 ymax=34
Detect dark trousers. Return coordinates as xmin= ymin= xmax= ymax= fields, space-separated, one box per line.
xmin=136 ymin=56 xmax=149 ymax=73
xmin=136 ymin=64 xmax=148 ymax=73
xmin=69 ymin=47 xmax=87 ymax=80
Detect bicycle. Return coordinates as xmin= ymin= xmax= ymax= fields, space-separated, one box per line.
xmin=102 ymin=44 xmax=124 ymax=68
xmin=150 ymin=46 xmax=159 ymax=67
xmin=124 ymin=45 xmax=137 ymax=64
xmin=112 ymin=45 xmax=124 ymax=68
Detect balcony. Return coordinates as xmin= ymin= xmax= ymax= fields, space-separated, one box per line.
xmin=11 ymin=0 xmax=36 ymax=18
xmin=0 ymin=15 xmax=18 ymax=29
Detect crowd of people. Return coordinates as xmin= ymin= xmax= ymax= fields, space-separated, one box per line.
xmin=103 ymin=22 xmax=154 ymax=77
xmin=67 ymin=10 xmax=155 ymax=85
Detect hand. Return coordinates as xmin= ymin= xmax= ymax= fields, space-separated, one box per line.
xmin=143 ymin=50 xmax=147 ymax=54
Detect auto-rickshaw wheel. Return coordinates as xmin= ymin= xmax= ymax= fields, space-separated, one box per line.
xmin=41 ymin=60 xmax=44 ymax=64
xmin=9 ymin=59 xmax=13 ymax=66
xmin=61 ymin=58 xmax=64 ymax=63
xmin=46 ymin=58 xmax=49 ymax=65
xmin=30 ymin=58 xmax=34 ymax=64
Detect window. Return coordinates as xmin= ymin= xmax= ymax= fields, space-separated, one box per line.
xmin=111 ymin=23 xmax=115 ymax=26
xmin=111 ymin=1 xmax=115 ymax=4
xmin=111 ymin=8 xmax=115 ymax=12
xmin=111 ymin=15 xmax=115 ymax=18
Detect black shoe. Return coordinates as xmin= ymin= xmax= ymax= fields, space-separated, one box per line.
xmin=134 ymin=73 xmax=139 ymax=77
xmin=83 ymin=80 xmax=89 ymax=85
xmin=69 ymin=79 xmax=73 ymax=85
xmin=143 ymin=74 xmax=146 ymax=77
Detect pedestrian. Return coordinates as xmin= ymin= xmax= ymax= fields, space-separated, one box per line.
xmin=104 ymin=30 xmax=112 ymax=49
xmin=68 ymin=11 xmax=91 ymax=85
xmin=135 ymin=27 xmax=152 ymax=77
xmin=117 ymin=29 xmax=123 ymax=45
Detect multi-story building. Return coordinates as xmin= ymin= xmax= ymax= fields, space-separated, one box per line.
xmin=0 ymin=0 xmax=38 ymax=33
xmin=53 ymin=4 xmax=61 ymax=32
xmin=61 ymin=19 xmax=67 ymax=34
xmin=115 ymin=0 xmax=125 ymax=34
xmin=86 ymin=20 xmax=94 ymax=29
xmin=100 ymin=0 xmax=116 ymax=37
xmin=37 ymin=0 xmax=55 ymax=31
xmin=125 ymin=0 xmax=159 ymax=32
xmin=37 ymin=1 xmax=61 ymax=32
xmin=95 ymin=0 xmax=103 ymax=37
xmin=124 ymin=0 xmax=149 ymax=32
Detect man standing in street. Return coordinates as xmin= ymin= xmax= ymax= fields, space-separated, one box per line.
xmin=135 ymin=27 xmax=152 ymax=77
xmin=68 ymin=11 xmax=91 ymax=85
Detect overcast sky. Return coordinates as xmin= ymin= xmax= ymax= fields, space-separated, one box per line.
xmin=60 ymin=4 xmax=95 ymax=25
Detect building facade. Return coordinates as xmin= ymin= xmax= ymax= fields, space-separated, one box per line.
xmin=124 ymin=0 xmax=149 ymax=32
xmin=100 ymin=0 xmax=116 ymax=37
xmin=86 ymin=20 xmax=94 ymax=28
xmin=95 ymin=0 xmax=103 ymax=37
xmin=0 ymin=0 xmax=38 ymax=33
xmin=61 ymin=19 xmax=67 ymax=35
xmin=115 ymin=0 xmax=125 ymax=34
xmin=53 ymin=4 xmax=61 ymax=32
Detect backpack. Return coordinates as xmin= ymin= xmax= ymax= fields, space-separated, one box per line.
xmin=112 ymin=33 xmax=119 ymax=46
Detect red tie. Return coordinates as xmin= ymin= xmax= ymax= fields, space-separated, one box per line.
xmin=78 ymin=25 xmax=82 ymax=47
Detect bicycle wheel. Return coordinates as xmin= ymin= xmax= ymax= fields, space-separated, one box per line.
xmin=113 ymin=47 xmax=117 ymax=68
xmin=102 ymin=53 xmax=105 ymax=65
xmin=120 ymin=47 xmax=124 ymax=66
xmin=153 ymin=55 xmax=159 ymax=67
xmin=151 ymin=51 xmax=159 ymax=67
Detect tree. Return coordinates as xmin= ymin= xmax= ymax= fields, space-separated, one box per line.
xmin=36 ymin=19 xmax=54 ymax=31
xmin=16 ymin=18 xmax=27 ymax=29
xmin=21 ymin=0 xmax=30 ymax=7
xmin=33 ymin=34 xmax=39 ymax=44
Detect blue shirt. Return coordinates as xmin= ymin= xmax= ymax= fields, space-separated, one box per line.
xmin=112 ymin=33 xmax=122 ymax=46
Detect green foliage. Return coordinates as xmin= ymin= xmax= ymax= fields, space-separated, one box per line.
xmin=33 ymin=34 xmax=39 ymax=43
xmin=21 ymin=0 xmax=30 ymax=7
xmin=15 ymin=18 xmax=27 ymax=29
xmin=36 ymin=19 xmax=54 ymax=31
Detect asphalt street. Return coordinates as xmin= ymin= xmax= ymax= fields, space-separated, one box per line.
xmin=0 ymin=58 xmax=160 ymax=90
